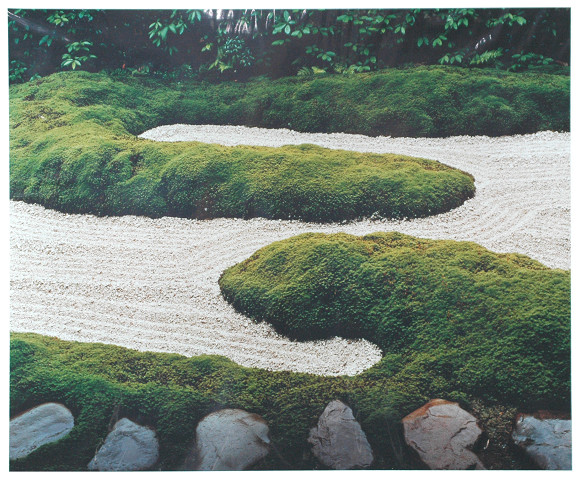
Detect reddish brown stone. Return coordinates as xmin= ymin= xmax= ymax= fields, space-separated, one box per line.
xmin=402 ymin=399 xmax=485 ymax=470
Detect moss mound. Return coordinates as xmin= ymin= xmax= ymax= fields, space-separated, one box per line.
xmin=10 ymin=71 xmax=478 ymax=221
xmin=9 ymin=331 xmax=542 ymax=471
xmin=219 ymin=232 xmax=570 ymax=407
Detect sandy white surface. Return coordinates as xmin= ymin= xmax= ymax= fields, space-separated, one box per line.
xmin=10 ymin=127 xmax=570 ymax=376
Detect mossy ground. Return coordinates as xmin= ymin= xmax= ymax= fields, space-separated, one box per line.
xmin=10 ymin=234 xmax=569 ymax=471
xmin=10 ymin=331 xmax=535 ymax=471
xmin=10 ymin=66 xmax=570 ymax=220
xmin=9 ymin=67 xmax=570 ymax=470
xmin=219 ymin=232 xmax=570 ymax=410
xmin=10 ymin=70 xmax=477 ymax=222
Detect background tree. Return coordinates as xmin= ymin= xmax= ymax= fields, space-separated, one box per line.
xmin=8 ymin=8 xmax=570 ymax=83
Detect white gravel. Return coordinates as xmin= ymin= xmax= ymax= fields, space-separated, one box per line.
xmin=10 ymin=126 xmax=570 ymax=376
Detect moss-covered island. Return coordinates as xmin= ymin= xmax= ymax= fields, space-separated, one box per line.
xmin=11 ymin=233 xmax=570 ymax=470
xmin=10 ymin=66 xmax=570 ymax=221
xmin=220 ymin=232 xmax=570 ymax=406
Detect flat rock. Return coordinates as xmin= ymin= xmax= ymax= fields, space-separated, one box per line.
xmin=190 ymin=409 xmax=270 ymax=470
xmin=88 ymin=418 xmax=159 ymax=471
xmin=402 ymin=399 xmax=485 ymax=470
xmin=512 ymin=412 xmax=571 ymax=470
xmin=10 ymin=402 xmax=75 ymax=460
xmin=308 ymin=400 xmax=373 ymax=469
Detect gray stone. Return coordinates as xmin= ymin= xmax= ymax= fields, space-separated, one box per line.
xmin=512 ymin=413 xmax=571 ymax=470
xmin=190 ymin=409 xmax=270 ymax=470
xmin=308 ymin=400 xmax=374 ymax=469
xmin=10 ymin=402 xmax=75 ymax=460
xmin=88 ymin=418 xmax=159 ymax=471
xmin=402 ymin=399 xmax=485 ymax=470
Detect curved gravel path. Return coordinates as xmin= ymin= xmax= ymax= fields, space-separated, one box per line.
xmin=10 ymin=127 xmax=570 ymax=376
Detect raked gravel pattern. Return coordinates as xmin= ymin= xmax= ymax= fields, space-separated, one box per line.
xmin=10 ymin=126 xmax=570 ymax=376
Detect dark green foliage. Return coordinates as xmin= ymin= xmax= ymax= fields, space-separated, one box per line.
xmin=8 ymin=9 xmax=570 ymax=82
xmin=220 ymin=232 xmax=570 ymax=409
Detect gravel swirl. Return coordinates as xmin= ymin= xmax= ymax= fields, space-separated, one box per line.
xmin=10 ymin=126 xmax=570 ymax=376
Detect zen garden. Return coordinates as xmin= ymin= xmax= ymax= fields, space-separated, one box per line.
xmin=9 ymin=7 xmax=571 ymax=471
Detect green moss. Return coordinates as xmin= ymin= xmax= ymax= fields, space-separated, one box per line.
xmin=219 ymin=232 xmax=570 ymax=408
xmin=11 ymin=231 xmax=571 ymax=468
xmin=10 ymin=71 xmax=474 ymax=221
xmin=9 ymin=67 xmax=571 ymax=470
xmin=9 ymin=333 xmax=407 ymax=470
xmin=11 ymin=304 xmax=566 ymax=471
xmin=11 ymin=67 xmax=569 ymax=220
